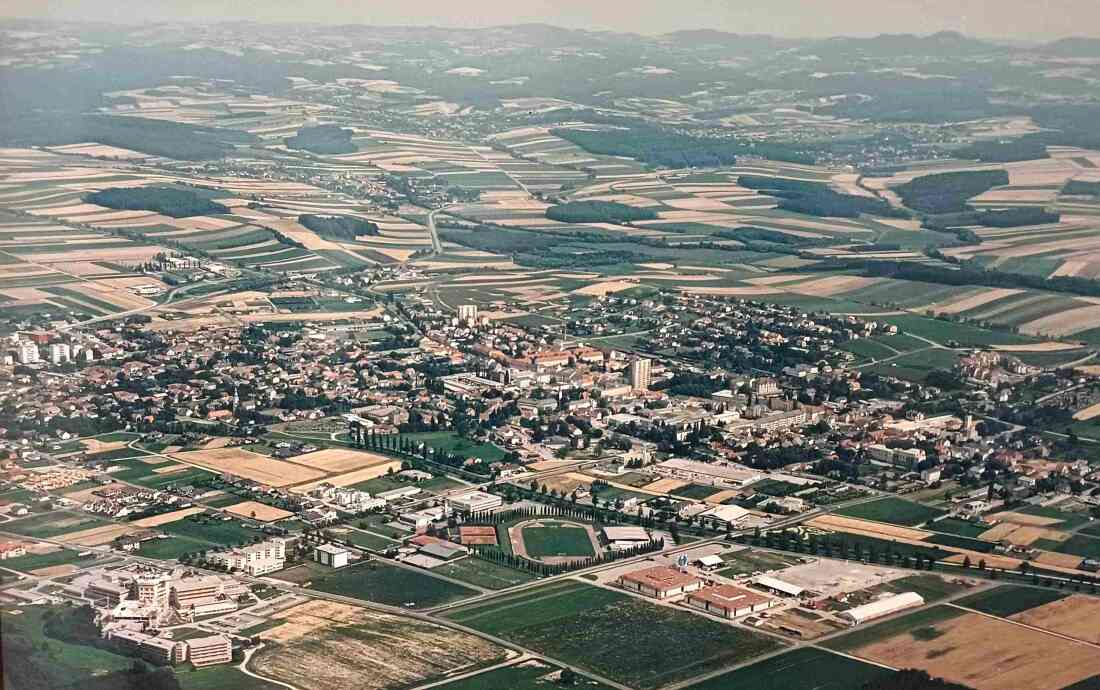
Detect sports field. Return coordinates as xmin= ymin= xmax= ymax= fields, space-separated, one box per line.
xmin=520 ymin=520 xmax=597 ymax=558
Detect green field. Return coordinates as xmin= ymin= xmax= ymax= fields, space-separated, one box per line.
xmin=865 ymin=574 xmax=969 ymax=603
xmin=521 ymin=521 xmax=596 ymax=559
xmin=685 ymin=647 xmax=895 ymax=690
xmin=670 ymin=483 xmax=725 ymax=500
xmin=432 ymin=557 xmax=539 ymax=589
xmin=158 ymin=514 xmax=262 ymax=546
xmin=716 ymin=547 xmax=802 ymax=576
xmin=405 ymin=431 xmax=507 ymax=462
xmin=834 ymin=497 xmax=946 ymax=526
xmin=2 ymin=510 xmax=109 ymax=539
xmin=107 ymin=457 xmax=213 ymax=489
xmin=0 ymin=548 xmax=85 ymax=573
xmin=435 ymin=661 xmax=613 ymax=690
xmin=926 ymin=533 xmax=997 ymax=553
xmin=331 ymin=528 xmax=400 ymax=552
xmin=446 ymin=581 xmax=784 ymax=688
xmin=953 ymin=585 xmax=1069 ymax=617
xmin=929 ymin=518 xmax=992 ymax=538
xmin=879 ymin=314 xmax=1038 ymax=347
xmin=865 ymin=348 xmax=960 ymax=382
xmin=135 ymin=536 xmax=213 ymax=561
xmin=307 ymin=561 xmax=477 ymax=608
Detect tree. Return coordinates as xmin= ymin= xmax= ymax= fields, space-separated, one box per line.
xmin=962 ymin=556 xmax=971 ymax=569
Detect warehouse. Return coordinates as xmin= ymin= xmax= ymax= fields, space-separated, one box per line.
xmin=839 ymin=592 xmax=925 ymax=625
xmin=602 ymin=526 xmax=652 ymax=549
xmin=619 ymin=565 xmax=701 ymax=599
xmin=686 ymin=584 xmax=777 ymax=619
xmin=752 ymin=575 xmax=806 ymax=598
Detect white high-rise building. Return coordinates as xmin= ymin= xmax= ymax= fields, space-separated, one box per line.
xmin=16 ymin=341 xmax=39 ymax=364
xmin=49 ymin=342 xmax=71 ymax=365
xmin=629 ymin=358 xmax=652 ymax=391
xmin=457 ymin=304 xmax=478 ymax=324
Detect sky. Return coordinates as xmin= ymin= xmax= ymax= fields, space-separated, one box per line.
xmin=4 ymin=0 xmax=1099 ymax=41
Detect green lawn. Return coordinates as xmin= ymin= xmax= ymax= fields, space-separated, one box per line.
xmin=330 ymin=528 xmax=400 ymax=551
xmin=669 ymin=483 xmax=724 ymax=500
xmin=835 ymin=497 xmax=946 ymax=527
xmin=685 ymin=647 xmax=895 ymax=690
xmin=158 ymin=515 xmax=262 ymax=546
xmin=954 ymin=585 xmax=1068 ymax=617
xmin=521 ymin=521 xmax=596 ymax=558
xmin=446 ymin=581 xmax=783 ymax=689
xmin=865 ymin=348 xmax=961 ymax=383
xmin=406 ymin=432 xmax=507 ymax=462
xmin=433 ymin=557 xmax=539 ymax=590
xmin=307 ymin=561 xmax=477 ymax=608
xmin=0 ymin=548 xmax=84 ymax=573
xmin=2 ymin=510 xmax=109 ymax=539
xmin=929 ymin=518 xmax=992 ymax=539
xmin=136 ymin=536 xmax=213 ymax=561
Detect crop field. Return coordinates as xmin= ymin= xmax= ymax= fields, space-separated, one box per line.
xmin=825 ymin=605 xmax=1100 ymax=690
xmin=303 ymin=561 xmax=478 ymax=608
xmin=686 ymin=647 xmax=895 ymax=690
xmin=955 ymin=585 xmax=1069 ymax=618
xmin=0 ymin=547 xmax=84 ymax=574
xmin=1010 ymin=594 xmax=1100 ymax=644
xmin=445 ymin=581 xmax=784 ymax=688
xmin=250 ymin=599 xmax=502 ymax=690
xmin=835 ymin=497 xmax=946 ymax=526
xmin=435 ymin=660 xmax=612 ymax=690
xmin=170 ymin=447 xmax=326 ymax=487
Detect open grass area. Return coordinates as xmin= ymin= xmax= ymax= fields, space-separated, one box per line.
xmin=405 ymin=432 xmax=507 ymax=462
xmin=307 ymin=561 xmax=477 ymax=608
xmin=953 ymin=585 xmax=1069 ymax=617
xmin=0 ymin=548 xmax=84 ymax=573
xmin=521 ymin=521 xmax=596 ymax=559
xmin=435 ymin=661 xmax=613 ymax=690
xmin=432 ymin=557 xmax=539 ymax=590
xmin=0 ymin=606 xmax=132 ymax=689
xmin=332 ymin=528 xmax=400 ymax=552
xmin=135 ymin=535 xmax=213 ymax=561
xmin=879 ymin=314 xmax=1038 ymax=347
xmin=445 ymin=581 xmax=784 ymax=688
xmin=716 ymin=547 xmax=803 ymax=576
xmin=834 ymin=497 xmax=946 ymax=527
xmin=669 ymin=483 xmax=725 ymax=500
xmin=2 ymin=510 xmax=109 ymax=539
xmin=685 ymin=647 xmax=895 ymax=690
xmin=865 ymin=348 xmax=961 ymax=383
xmin=929 ymin=518 xmax=992 ymax=538
xmin=866 ymin=574 xmax=970 ymax=603
xmin=158 ymin=514 xmax=262 ymax=546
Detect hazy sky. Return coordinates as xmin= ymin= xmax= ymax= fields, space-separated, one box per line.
xmin=5 ymin=0 xmax=1099 ymax=41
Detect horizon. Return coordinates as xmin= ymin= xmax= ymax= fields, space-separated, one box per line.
xmin=2 ymin=0 xmax=1099 ymax=42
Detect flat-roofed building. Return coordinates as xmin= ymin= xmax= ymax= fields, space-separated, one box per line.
xmin=314 ymin=543 xmax=350 ymax=568
xmin=602 ymin=526 xmax=652 ymax=549
xmin=752 ymin=575 xmax=806 ymax=598
xmin=618 ymin=566 xmax=701 ymax=600
xmin=171 ymin=575 xmax=223 ymax=607
xmin=109 ymin=629 xmax=186 ymax=665
xmin=209 ymin=538 xmax=286 ymax=576
xmin=186 ymin=634 xmax=233 ymax=667
xmin=85 ymin=576 xmax=128 ymax=607
xmin=686 ymin=584 xmax=777 ymax=619
xmin=448 ymin=491 xmax=503 ymax=514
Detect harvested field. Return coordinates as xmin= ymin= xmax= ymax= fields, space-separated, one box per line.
xmin=290 ymin=464 xmax=405 ymax=493
xmin=224 ymin=500 xmax=295 ymax=522
xmin=977 ymin=523 xmax=1068 ymax=546
xmin=252 ymin=599 xmax=502 ymax=690
xmin=985 ymin=511 xmax=1062 ymax=527
xmin=1073 ymin=402 xmax=1100 ymax=421
xmin=1011 ymin=594 xmax=1100 ymax=643
xmin=171 ymin=448 xmax=325 ymax=487
xmin=58 ymin=523 xmax=139 ymax=546
xmin=131 ymin=507 xmax=206 ymax=528
xmin=29 ymin=564 xmax=80 ymax=577
xmin=80 ymin=439 xmax=128 ymax=454
xmin=807 ymin=515 xmax=932 ymax=542
xmin=287 ymin=448 xmax=401 ymax=475
xmin=572 ymin=280 xmax=638 ymax=296
xmin=642 ymin=478 xmax=689 ymax=494
xmin=842 ymin=610 xmax=1100 ymax=690
xmin=1032 ymin=551 xmax=1086 ymax=569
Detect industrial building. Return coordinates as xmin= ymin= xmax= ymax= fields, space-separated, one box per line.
xmin=448 ymin=490 xmax=504 ymax=513
xmin=314 ymin=543 xmax=351 ymax=568
xmin=839 ymin=592 xmax=924 ymax=625
xmin=752 ymin=575 xmax=806 ymax=598
xmin=686 ymin=584 xmax=777 ymax=619
xmin=618 ymin=566 xmax=701 ymax=599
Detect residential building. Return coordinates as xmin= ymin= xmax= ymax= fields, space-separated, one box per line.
xmin=186 ymin=634 xmax=233 ymax=667
xmin=629 ymin=357 xmax=652 ymax=391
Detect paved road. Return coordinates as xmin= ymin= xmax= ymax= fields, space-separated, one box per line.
xmin=426 ymin=209 xmax=444 ymax=255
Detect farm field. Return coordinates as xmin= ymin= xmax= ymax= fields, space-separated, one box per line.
xmin=445 ymin=580 xmax=784 ymax=688
xmin=834 ymin=497 xmax=947 ymax=527
xmin=0 ymin=547 xmax=85 ymax=574
xmin=1 ymin=510 xmax=109 ymax=539
xmin=434 ymin=661 xmax=614 ymax=690
xmin=296 ymin=561 xmax=478 ymax=608
xmin=685 ymin=647 xmax=895 ymax=690
xmin=825 ymin=605 xmax=1100 ymax=690
xmin=250 ymin=599 xmax=503 ymax=690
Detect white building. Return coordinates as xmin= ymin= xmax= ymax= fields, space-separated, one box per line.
xmin=457 ymin=304 xmax=479 ymax=323
xmin=314 ymin=543 xmax=350 ymax=568
xmin=16 ymin=341 xmax=39 ymax=364
xmin=839 ymin=592 xmax=925 ymax=625
xmin=208 ymin=538 xmax=286 ymax=575
xmin=629 ymin=357 xmax=652 ymax=391
xmin=49 ymin=342 xmax=71 ymax=365
xmin=448 ymin=491 xmax=503 ymax=514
